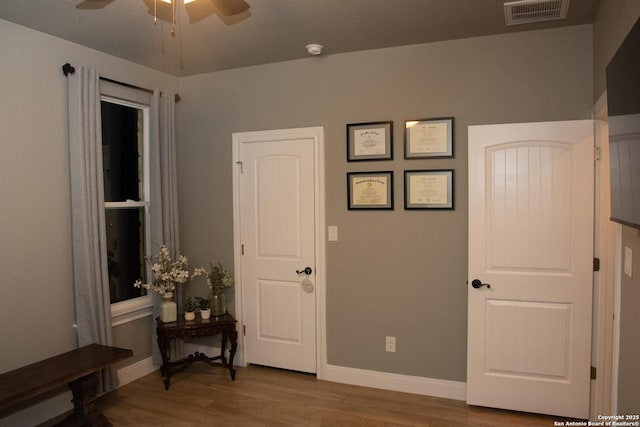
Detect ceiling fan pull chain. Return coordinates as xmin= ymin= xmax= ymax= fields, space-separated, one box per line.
xmin=153 ymin=0 xmax=157 ymax=25
xmin=171 ymin=0 xmax=176 ymax=37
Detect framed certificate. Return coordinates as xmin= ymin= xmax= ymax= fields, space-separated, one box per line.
xmin=347 ymin=121 xmax=393 ymax=161
xmin=404 ymin=169 xmax=454 ymax=210
xmin=404 ymin=117 xmax=453 ymax=158
xmin=347 ymin=171 xmax=394 ymax=210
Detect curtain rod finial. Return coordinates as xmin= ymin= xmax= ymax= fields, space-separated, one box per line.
xmin=62 ymin=63 xmax=75 ymax=76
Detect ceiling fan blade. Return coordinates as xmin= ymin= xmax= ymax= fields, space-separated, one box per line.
xmin=75 ymin=0 xmax=115 ymax=9
xmin=210 ymin=0 xmax=249 ymax=16
xmin=184 ymin=1 xmax=217 ymax=24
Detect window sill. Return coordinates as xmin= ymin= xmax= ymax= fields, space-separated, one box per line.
xmin=111 ymin=295 xmax=153 ymax=327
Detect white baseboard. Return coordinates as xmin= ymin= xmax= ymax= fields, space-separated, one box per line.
xmin=117 ymin=356 xmax=158 ymax=386
xmin=321 ymin=364 xmax=467 ymax=401
xmin=185 ymin=344 xmax=465 ymax=401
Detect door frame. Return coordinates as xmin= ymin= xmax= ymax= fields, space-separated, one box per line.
xmin=231 ymin=126 xmax=327 ymax=378
xmin=592 ymin=95 xmax=618 ymax=417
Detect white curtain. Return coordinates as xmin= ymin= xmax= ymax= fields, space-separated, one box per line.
xmin=150 ymin=89 xmax=181 ymax=364
xmin=67 ymin=68 xmax=180 ymax=377
xmin=159 ymin=90 xmax=180 ymax=255
xmin=66 ymin=66 xmax=117 ymax=392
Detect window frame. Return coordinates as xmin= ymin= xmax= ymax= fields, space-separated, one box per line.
xmin=101 ymin=94 xmax=153 ymax=326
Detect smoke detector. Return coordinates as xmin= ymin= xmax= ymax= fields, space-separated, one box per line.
xmin=504 ymin=0 xmax=571 ymax=26
xmin=306 ymin=44 xmax=324 ymax=56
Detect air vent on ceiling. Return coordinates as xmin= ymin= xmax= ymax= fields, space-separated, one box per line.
xmin=504 ymin=0 xmax=571 ymax=26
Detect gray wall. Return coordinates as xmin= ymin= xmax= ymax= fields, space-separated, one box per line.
xmin=0 ymin=19 xmax=177 ymax=375
xmin=177 ymin=25 xmax=593 ymax=381
xmin=593 ymin=0 xmax=640 ymax=412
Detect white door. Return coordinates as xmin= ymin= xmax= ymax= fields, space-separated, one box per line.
xmin=234 ymin=127 xmax=322 ymax=373
xmin=467 ymin=120 xmax=594 ymax=419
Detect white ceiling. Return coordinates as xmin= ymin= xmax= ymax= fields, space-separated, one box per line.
xmin=0 ymin=0 xmax=601 ymax=77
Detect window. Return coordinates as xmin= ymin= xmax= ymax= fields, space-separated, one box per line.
xmin=101 ymin=94 xmax=152 ymax=320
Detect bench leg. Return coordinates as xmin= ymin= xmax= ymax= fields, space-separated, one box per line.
xmin=61 ymin=373 xmax=110 ymax=427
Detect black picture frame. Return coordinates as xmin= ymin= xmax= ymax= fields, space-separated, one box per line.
xmin=404 ymin=169 xmax=454 ymax=210
xmin=347 ymin=171 xmax=394 ymax=210
xmin=347 ymin=121 xmax=393 ymax=161
xmin=404 ymin=117 xmax=454 ymax=159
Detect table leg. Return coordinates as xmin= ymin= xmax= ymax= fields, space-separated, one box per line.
xmin=156 ymin=333 xmax=172 ymax=390
xmin=228 ymin=329 xmax=238 ymax=380
xmin=63 ymin=372 xmax=110 ymax=427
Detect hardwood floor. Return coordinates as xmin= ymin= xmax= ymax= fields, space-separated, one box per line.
xmin=68 ymin=364 xmax=561 ymax=426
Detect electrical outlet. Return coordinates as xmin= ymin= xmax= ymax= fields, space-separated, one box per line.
xmin=385 ymin=336 xmax=396 ymax=353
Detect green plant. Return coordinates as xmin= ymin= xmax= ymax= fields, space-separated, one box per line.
xmin=193 ymin=262 xmax=234 ymax=295
xmin=195 ymin=296 xmax=210 ymax=311
xmin=184 ymin=297 xmax=197 ymax=313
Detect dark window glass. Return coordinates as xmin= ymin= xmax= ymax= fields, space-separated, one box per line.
xmin=106 ymin=208 xmax=146 ymax=304
xmin=102 ymin=102 xmax=142 ymax=203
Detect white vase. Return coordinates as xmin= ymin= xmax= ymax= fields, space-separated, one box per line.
xmin=200 ymin=309 xmax=211 ymax=320
xmin=160 ymin=292 xmax=177 ymax=323
xmin=184 ymin=311 xmax=196 ymax=321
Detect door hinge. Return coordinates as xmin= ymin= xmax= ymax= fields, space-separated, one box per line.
xmin=241 ymin=244 xmax=244 ymax=255
xmin=591 ymin=366 xmax=597 ymax=380
xmin=594 ymin=147 xmax=601 ymax=161
xmin=594 ymin=257 xmax=600 ymax=272
xmin=243 ymin=325 xmax=246 ymax=336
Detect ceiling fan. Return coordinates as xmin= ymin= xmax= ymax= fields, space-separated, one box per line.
xmin=76 ymin=0 xmax=250 ymax=31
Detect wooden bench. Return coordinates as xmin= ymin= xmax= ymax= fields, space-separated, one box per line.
xmin=0 ymin=343 xmax=133 ymax=426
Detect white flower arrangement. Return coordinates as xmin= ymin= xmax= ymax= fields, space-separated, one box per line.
xmin=133 ymin=245 xmax=200 ymax=296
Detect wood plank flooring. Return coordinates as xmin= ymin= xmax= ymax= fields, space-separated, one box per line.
xmin=49 ymin=364 xmax=561 ymax=426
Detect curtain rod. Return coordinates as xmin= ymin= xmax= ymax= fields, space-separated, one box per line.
xmin=61 ymin=63 xmax=181 ymax=103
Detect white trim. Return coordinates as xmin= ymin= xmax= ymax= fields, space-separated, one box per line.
xmin=612 ymin=224 xmax=622 ymax=414
xmin=182 ymin=342 xmax=465 ymax=402
xmin=323 ymin=364 xmax=466 ymax=401
xmin=111 ymin=294 xmax=153 ymax=326
xmin=117 ymin=356 xmax=158 ymax=386
xmin=104 ymin=201 xmax=148 ymax=209
xmin=232 ymin=126 xmax=326 ymax=377
xmin=589 ymin=96 xmax=616 ymax=419
xmin=102 ymin=93 xmax=153 ymax=316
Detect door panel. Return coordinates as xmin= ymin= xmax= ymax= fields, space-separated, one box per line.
xmin=237 ymin=131 xmax=317 ymax=373
xmin=256 ymin=155 xmax=302 ymax=259
xmin=467 ymin=120 xmax=594 ymax=419
xmin=258 ymin=279 xmax=303 ymax=343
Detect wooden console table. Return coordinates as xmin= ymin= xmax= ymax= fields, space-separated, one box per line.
xmin=156 ymin=314 xmax=238 ymax=390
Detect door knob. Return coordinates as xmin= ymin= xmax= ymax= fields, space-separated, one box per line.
xmin=296 ymin=267 xmax=313 ymax=275
xmin=471 ymin=279 xmax=491 ymax=289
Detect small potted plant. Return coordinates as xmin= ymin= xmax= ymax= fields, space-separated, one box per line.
xmin=196 ymin=296 xmax=211 ymax=320
xmin=184 ymin=297 xmax=197 ymax=321
xmin=194 ymin=262 xmax=233 ymax=316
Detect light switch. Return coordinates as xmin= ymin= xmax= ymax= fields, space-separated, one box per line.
xmin=328 ymin=226 xmax=338 ymax=241
xmin=624 ymin=246 xmax=633 ymax=277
